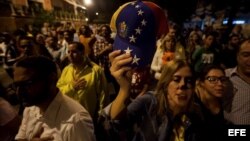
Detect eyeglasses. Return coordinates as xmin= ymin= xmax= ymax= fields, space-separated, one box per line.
xmin=205 ymin=76 xmax=228 ymax=84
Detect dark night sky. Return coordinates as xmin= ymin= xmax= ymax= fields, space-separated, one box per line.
xmin=89 ymin=0 xmax=249 ymax=24
xmin=90 ymin=0 xmax=199 ymax=24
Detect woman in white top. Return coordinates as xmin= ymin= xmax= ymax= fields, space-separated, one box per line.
xmin=151 ymin=34 xmax=176 ymax=80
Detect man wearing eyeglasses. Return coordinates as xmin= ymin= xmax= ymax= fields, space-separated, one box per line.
xmin=224 ymin=39 xmax=250 ymax=125
xmin=13 ymin=56 xmax=96 ymax=141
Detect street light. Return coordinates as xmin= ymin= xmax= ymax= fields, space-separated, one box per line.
xmin=84 ymin=0 xmax=92 ymax=6
xmin=96 ymin=12 xmax=99 ymax=16
xmin=84 ymin=0 xmax=92 ymax=23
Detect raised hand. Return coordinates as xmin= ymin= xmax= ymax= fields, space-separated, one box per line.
xmin=109 ymin=50 xmax=132 ymax=89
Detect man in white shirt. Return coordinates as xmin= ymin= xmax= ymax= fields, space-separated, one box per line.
xmin=224 ymin=39 xmax=250 ymax=125
xmin=14 ymin=56 xmax=96 ymax=141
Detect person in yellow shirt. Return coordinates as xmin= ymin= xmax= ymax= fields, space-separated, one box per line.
xmin=57 ymin=42 xmax=109 ymax=123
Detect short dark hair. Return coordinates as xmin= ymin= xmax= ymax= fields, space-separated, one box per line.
xmin=229 ymin=33 xmax=239 ymax=40
xmin=70 ymin=42 xmax=85 ymax=53
xmin=237 ymin=38 xmax=250 ymax=54
xmin=79 ymin=25 xmax=92 ymax=37
xmin=100 ymin=24 xmax=112 ymax=35
xmin=199 ymin=64 xmax=225 ymax=81
xmin=15 ymin=56 xmax=58 ymax=79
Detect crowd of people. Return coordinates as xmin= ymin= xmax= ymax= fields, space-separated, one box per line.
xmin=0 ymin=0 xmax=250 ymax=141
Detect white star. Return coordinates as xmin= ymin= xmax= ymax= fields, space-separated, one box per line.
xmin=124 ymin=47 xmax=132 ymax=54
xmin=138 ymin=9 xmax=144 ymax=16
xmin=129 ymin=35 xmax=136 ymax=43
xmin=141 ymin=19 xmax=147 ymax=26
xmin=135 ymin=27 xmax=142 ymax=34
xmin=132 ymin=55 xmax=140 ymax=65
xmin=135 ymin=5 xmax=140 ymax=9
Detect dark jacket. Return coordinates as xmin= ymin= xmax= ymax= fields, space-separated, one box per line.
xmin=157 ymin=105 xmax=206 ymax=141
xmin=99 ymin=91 xmax=211 ymax=141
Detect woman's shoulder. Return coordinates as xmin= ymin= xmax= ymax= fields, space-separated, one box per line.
xmin=136 ymin=91 xmax=157 ymax=104
xmin=127 ymin=91 xmax=157 ymax=113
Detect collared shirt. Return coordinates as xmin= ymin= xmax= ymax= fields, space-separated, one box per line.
xmin=59 ymin=40 xmax=69 ymax=61
xmin=224 ymin=67 xmax=250 ymax=124
xmin=15 ymin=93 xmax=96 ymax=141
xmin=57 ymin=62 xmax=109 ymax=118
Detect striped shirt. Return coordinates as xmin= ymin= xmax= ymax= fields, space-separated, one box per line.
xmin=224 ymin=67 xmax=250 ymax=125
